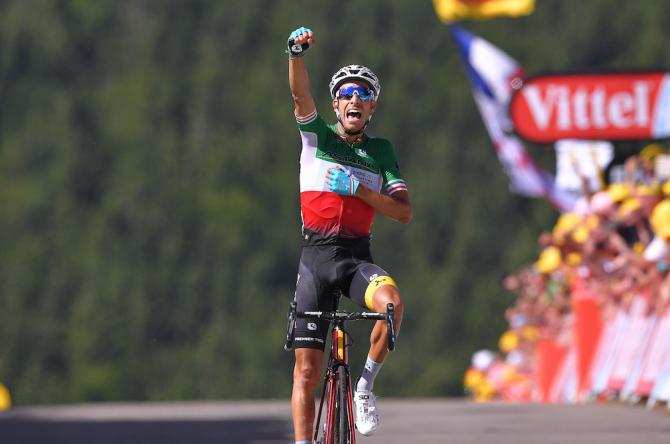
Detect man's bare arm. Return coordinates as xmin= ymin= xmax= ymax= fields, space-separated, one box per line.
xmin=288 ymin=29 xmax=316 ymax=118
xmin=355 ymin=188 xmax=412 ymax=224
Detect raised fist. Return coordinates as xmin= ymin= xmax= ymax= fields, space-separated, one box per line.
xmin=287 ymin=27 xmax=316 ymax=57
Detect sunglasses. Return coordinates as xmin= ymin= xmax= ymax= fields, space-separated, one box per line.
xmin=337 ymin=85 xmax=375 ymax=101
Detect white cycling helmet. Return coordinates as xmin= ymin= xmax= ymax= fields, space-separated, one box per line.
xmin=329 ymin=64 xmax=381 ymax=100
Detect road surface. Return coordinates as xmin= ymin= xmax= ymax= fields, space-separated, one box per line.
xmin=1 ymin=399 xmax=669 ymax=443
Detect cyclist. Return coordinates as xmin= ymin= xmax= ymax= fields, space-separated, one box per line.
xmin=287 ymin=26 xmax=411 ymax=443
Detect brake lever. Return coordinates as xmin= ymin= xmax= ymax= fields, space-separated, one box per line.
xmin=386 ymin=303 xmax=396 ymax=352
xmin=284 ymin=301 xmax=297 ymax=351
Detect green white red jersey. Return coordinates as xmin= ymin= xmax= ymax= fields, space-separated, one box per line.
xmin=296 ymin=110 xmax=407 ymax=238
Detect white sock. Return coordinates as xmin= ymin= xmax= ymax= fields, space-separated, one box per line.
xmin=295 ymin=441 xmax=311 ymax=444
xmin=356 ymin=356 xmax=383 ymax=392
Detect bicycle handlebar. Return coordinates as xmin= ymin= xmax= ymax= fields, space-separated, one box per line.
xmin=298 ymin=310 xmax=387 ymax=321
xmin=284 ymin=301 xmax=396 ymax=352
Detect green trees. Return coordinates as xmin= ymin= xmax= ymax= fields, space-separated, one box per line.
xmin=0 ymin=0 xmax=668 ymax=404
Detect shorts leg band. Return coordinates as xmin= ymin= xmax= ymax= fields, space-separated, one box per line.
xmin=364 ymin=276 xmax=397 ymax=310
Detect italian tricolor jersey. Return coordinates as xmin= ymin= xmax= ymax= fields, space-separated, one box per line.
xmin=297 ymin=111 xmax=408 ymax=238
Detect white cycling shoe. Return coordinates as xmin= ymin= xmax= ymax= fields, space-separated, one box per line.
xmin=354 ymin=389 xmax=380 ymax=436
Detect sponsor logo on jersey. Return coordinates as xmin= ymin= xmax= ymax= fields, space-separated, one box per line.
xmin=318 ymin=150 xmax=377 ymax=173
xmin=308 ymin=322 xmax=317 ymax=331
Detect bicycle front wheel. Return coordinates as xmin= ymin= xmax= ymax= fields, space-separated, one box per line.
xmin=334 ymin=365 xmax=352 ymax=444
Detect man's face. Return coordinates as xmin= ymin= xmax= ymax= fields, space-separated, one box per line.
xmin=332 ymin=81 xmax=377 ymax=134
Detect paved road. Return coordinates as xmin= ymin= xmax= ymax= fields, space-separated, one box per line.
xmin=1 ymin=399 xmax=669 ymax=443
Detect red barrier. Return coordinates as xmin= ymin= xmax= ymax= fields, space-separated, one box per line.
xmin=534 ymin=338 xmax=569 ymax=402
xmin=571 ymin=279 xmax=603 ymax=400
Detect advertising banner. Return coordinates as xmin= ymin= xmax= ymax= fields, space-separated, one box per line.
xmin=510 ymin=72 xmax=670 ymax=143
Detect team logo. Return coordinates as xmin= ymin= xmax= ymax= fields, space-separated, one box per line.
xmin=308 ymin=323 xmax=317 ymax=331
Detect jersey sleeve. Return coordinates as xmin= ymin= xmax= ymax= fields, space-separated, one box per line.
xmin=296 ymin=110 xmax=330 ymax=142
xmin=377 ymin=140 xmax=408 ymax=195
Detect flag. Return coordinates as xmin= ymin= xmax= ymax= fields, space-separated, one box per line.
xmin=434 ymin=0 xmax=534 ymax=23
xmin=450 ymin=25 xmax=577 ymax=212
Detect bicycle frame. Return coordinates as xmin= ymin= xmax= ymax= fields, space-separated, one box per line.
xmin=285 ymin=297 xmax=395 ymax=444
xmin=313 ymin=318 xmax=356 ymax=443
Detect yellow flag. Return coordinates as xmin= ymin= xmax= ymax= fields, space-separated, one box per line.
xmin=0 ymin=383 xmax=11 ymax=410
xmin=434 ymin=0 xmax=535 ymax=22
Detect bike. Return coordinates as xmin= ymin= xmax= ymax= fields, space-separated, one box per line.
xmin=285 ymin=292 xmax=396 ymax=444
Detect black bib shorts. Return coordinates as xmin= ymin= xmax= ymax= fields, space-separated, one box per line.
xmin=292 ymin=230 xmax=397 ymax=350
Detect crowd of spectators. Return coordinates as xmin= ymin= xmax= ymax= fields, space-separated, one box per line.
xmin=465 ymin=143 xmax=670 ymax=402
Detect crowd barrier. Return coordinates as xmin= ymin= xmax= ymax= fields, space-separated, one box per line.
xmin=534 ymin=283 xmax=670 ymax=409
xmin=466 ymin=276 xmax=670 ymax=411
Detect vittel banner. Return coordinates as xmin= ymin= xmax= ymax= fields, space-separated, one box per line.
xmin=509 ymin=72 xmax=670 ymax=143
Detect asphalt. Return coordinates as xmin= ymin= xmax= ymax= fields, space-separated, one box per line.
xmin=1 ymin=399 xmax=669 ymax=443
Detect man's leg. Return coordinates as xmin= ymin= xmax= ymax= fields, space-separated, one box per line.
xmin=291 ymin=347 xmax=324 ymax=442
xmin=354 ymin=284 xmax=404 ymax=436
xmin=359 ymin=284 xmax=404 ymax=391
xmin=367 ymin=284 xmax=404 ymax=364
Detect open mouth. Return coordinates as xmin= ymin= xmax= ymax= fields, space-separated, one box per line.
xmin=346 ymin=110 xmax=362 ymax=120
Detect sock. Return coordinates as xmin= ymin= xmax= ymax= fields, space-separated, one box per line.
xmin=295 ymin=441 xmax=311 ymax=444
xmin=356 ymin=356 xmax=383 ymax=392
